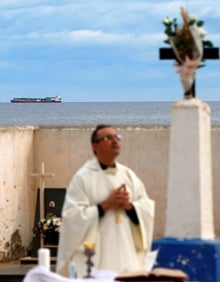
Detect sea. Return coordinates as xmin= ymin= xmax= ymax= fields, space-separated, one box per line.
xmin=0 ymin=101 xmax=220 ymax=126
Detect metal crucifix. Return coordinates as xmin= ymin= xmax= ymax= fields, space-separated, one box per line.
xmin=159 ymin=47 xmax=219 ymax=98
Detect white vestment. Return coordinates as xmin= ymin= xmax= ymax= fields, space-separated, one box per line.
xmin=56 ymin=158 xmax=155 ymax=278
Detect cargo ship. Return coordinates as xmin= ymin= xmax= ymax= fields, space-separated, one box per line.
xmin=10 ymin=94 xmax=61 ymax=103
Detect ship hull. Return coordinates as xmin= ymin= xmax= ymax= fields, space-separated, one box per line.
xmin=10 ymin=100 xmax=61 ymax=103
xmin=10 ymin=95 xmax=61 ymax=103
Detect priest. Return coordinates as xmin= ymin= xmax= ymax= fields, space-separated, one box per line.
xmin=56 ymin=124 xmax=155 ymax=278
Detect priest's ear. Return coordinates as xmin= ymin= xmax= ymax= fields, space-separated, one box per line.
xmin=92 ymin=143 xmax=98 ymax=155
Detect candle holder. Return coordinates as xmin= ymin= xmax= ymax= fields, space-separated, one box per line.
xmin=83 ymin=248 xmax=95 ymax=278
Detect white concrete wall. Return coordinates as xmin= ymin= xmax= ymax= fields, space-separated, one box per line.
xmin=0 ymin=125 xmax=220 ymax=261
xmin=0 ymin=126 xmax=35 ymax=261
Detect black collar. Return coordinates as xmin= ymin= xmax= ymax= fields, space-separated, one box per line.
xmin=99 ymin=161 xmax=116 ymax=170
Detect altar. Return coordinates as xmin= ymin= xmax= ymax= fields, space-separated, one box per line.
xmin=22 ymin=265 xmax=188 ymax=282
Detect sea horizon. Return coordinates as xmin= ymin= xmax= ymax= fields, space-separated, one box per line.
xmin=0 ymin=100 xmax=220 ymax=126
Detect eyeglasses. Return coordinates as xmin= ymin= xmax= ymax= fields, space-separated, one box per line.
xmin=95 ymin=134 xmax=122 ymax=143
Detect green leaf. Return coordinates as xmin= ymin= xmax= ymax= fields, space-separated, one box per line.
xmin=189 ymin=19 xmax=195 ymax=26
xmin=196 ymin=20 xmax=204 ymax=27
xmin=163 ymin=39 xmax=170 ymax=45
xmin=197 ymin=64 xmax=206 ymax=69
xmin=203 ymin=40 xmax=214 ymax=48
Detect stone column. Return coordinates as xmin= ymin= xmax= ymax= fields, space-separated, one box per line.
xmin=165 ymin=98 xmax=214 ymax=239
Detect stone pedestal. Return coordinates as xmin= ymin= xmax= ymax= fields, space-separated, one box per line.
xmin=165 ymin=98 xmax=214 ymax=239
xmin=153 ymin=99 xmax=219 ymax=282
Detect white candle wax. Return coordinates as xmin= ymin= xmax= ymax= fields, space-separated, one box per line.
xmin=38 ymin=248 xmax=50 ymax=270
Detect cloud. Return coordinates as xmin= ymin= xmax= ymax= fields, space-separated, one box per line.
xmin=0 ymin=28 xmax=164 ymax=49
xmin=69 ymin=30 xmax=131 ymax=44
xmin=0 ymin=0 xmax=219 ymax=102
xmin=0 ymin=0 xmax=218 ymax=43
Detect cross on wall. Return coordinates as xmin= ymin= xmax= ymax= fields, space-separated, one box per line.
xmin=159 ymin=47 xmax=219 ymax=97
xmin=31 ymin=162 xmax=54 ymax=248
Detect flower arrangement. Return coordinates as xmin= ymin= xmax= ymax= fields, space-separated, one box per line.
xmin=162 ymin=7 xmax=214 ymax=97
xmin=35 ymin=213 xmax=62 ymax=245
xmin=38 ymin=213 xmax=62 ymax=237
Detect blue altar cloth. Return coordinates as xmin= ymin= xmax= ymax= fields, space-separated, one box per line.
xmin=152 ymin=237 xmax=220 ymax=282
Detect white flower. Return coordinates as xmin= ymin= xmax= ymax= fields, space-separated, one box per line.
xmin=38 ymin=213 xmax=62 ymax=234
xmin=198 ymin=27 xmax=207 ymax=38
xmin=163 ymin=16 xmax=172 ymax=25
xmin=189 ymin=14 xmax=197 ymax=21
xmin=47 ymin=219 xmax=51 ymax=225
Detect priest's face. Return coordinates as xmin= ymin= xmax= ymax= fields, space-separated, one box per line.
xmin=92 ymin=127 xmax=121 ymax=162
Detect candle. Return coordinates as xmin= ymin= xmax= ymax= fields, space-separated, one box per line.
xmin=38 ymin=248 xmax=50 ymax=270
xmin=84 ymin=241 xmax=95 ymax=251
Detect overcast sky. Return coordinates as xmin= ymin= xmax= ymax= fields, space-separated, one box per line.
xmin=0 ymin=0 xmax=219 ymax=102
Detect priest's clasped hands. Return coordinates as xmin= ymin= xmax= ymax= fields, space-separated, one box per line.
xmin=101 ymin=184 xmax=133 ymax=213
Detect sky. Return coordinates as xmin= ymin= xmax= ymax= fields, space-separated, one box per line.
xmin=0 ymin=0 xmax=219 ymax=102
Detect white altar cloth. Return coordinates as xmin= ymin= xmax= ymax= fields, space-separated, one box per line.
xmin=23 ymin=266 xmax=115 ymax=282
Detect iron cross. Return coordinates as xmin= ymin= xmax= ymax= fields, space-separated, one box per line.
xmin=159 ymin=47 xmax=219 ymax=97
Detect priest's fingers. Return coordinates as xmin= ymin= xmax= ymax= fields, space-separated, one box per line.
xmin=118 ymin=183 xmax=126 ymax=191
xmin=103 ymin=188 xmax=130 ymax=210
xmin=115 ymin=192 xmax=130 ymax=208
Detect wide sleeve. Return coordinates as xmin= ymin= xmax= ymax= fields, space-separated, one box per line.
xmin=127 ymin=169 xmax=155 ymax=253
xmin=56 ymin=172 xmax=99 ymax=277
